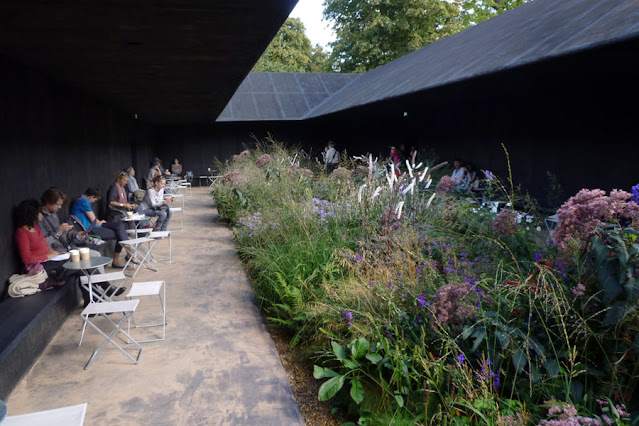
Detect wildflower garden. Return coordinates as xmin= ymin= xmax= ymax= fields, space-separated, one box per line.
xmin=213 ymin=142 xmax=639 ymax=425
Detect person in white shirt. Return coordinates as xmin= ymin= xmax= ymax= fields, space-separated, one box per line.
xmin=141 ymin=175 xmax=174 ymax=231
xmin=324 ymin=142 xmax=340 ymax=173
xmin=451 ymin=158 xmax=467 ymax=183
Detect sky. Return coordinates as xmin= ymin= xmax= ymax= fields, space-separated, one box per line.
xmin=289 ymin=0 xmax=336 ymax=50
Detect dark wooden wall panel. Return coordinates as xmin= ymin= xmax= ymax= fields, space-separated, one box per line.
xmin=0 ymin=57 xmax=153 ymax=297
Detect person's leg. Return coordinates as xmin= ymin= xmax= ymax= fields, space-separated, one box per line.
xmin=160 ymin=208 xmax=172 ymax=231
xmin=154 ymin=209 xmax=168 ymax=231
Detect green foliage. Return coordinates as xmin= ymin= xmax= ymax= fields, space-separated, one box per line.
xmin=459 ymin=0 xmax=531 ymax=27
xmin=253 ymin=18 xmax=328 ymax=72
xmin=324 ymin=0 xmax=463 ymax=72
xmin=212 ymin=140 xmax=639 ymax=424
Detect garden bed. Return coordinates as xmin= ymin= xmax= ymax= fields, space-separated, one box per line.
xmin=214 ymin=143 xmax=639 ymax=425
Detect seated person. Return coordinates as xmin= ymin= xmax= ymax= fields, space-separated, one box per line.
xmin=171 ymin=158 xmax=182 ymax=176
xmin=125 ymin=166 xmax=141 ymax=202
xmin=106 ymin=171 xmax=139 ymax=222
xmin=14 ymin=199 xmax=85 ymax=301
xmin=451 ymin=158 xmax=467 ymax=183
xmin=39 ymin=186 xmax=105 ymax=250
xmin=147 ymin=160 xmax=162 ymax=189
xmin=141 ymin=175 xmax=173 ymax=231
xmin=71 ymin=187 xmax=134 ymax=269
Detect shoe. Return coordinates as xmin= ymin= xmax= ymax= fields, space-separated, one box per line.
xmin=125 ymin=256 xmax=140 ymax=265
xmin=111 ymin=263 xmax=125 ymax=269
xmin=106 ymin=287 xmax=127 ymax=297
xmin=152 ymin=227 xmax=161 ymax=232
xmin=143 ymin=225 xmax=154 ymax=229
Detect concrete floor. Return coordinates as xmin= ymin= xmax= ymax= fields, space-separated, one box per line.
xmin=6 ymin=187 xmax=304 ymax=425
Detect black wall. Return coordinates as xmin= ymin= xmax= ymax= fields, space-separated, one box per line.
xmin=0 ymin=56 xmax=153 ymax=297
xmin=157 ymin=37 xmax=639 ymax=208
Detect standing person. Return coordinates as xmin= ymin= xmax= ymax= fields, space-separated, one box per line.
xmin=141 ymin=175 xmax=174 ymax=231
xmin=171 ymin=158 xmax=183 ymax=176
xmin=389 ymin=146 xmax=401 ymax=165
xmin=325 ymin=142 xmax=340 ymax=173
xmin=71 ymin=187 xmax=133 ymax=269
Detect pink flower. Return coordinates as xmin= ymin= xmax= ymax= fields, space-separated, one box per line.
xmin=436 ymin=176 xmax=456 ymax=194
xmin=256 ymin=154 xmax=271 ymax=168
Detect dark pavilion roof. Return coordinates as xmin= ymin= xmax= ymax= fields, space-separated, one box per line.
xmin=218 ymin=0 xmax=639 ymax=121
xmin=0 ymin=0 xmax=297 ymax=124
xmin=216 ymin=72 xmax=360 ymax=121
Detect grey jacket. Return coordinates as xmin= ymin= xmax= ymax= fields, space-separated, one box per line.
xmin=39 ymin=210 xmax=77 ymax=252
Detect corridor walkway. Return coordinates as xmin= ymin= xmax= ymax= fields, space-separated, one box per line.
xmin=6 ymin=187 xmax=303 ymax=425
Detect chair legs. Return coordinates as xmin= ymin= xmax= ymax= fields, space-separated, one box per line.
xmin=126 ymin=281 xmax=166 ymax=343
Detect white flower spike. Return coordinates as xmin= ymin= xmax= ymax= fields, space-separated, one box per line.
xmin=358 ymin=184 xmax=367 ymax=203
xmin=426 ymin=192 xmax=436 ymax=209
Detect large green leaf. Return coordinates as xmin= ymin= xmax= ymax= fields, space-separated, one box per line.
xmin=543 ymin=359 xmax=559 ymax=377
xmin=602 ymin=301 xmax=627 ymax=327
xmin=351 ymin=338 xmax=370 ymax=360
xmin=332 ymin=341 xmax=347 ymax=361
xmin=472 ymin=326 xmax=486 ymax=352
xmin=313 ymin=365 xmax=339 ymax=379
xmin=318 ymin=374 xmax=346 ymax=401
xmin=570 ymin=380 xmax=584 ymax=403
xmin=350 ymin=376 xmax=365 ymax=404
xmin=512 ymin=350 xmax=527 ymax=374
xmin=495 ymin=330 xmax=511 ymax=348
xmin=365 ymin=353 xmax=383 ymax=364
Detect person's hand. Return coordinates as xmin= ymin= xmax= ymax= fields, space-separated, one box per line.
xmin=130 ymin=203 xmax=138 ymax=209
xmin=47 ymin=251 xmax=61 ymax=259
xmin=59 ymin=223 xmax=73 ymax=232
xmin=78 ymin=231 xmax=87 ymax=238
xmin=98 ymin=219 xmax=106 ymax=225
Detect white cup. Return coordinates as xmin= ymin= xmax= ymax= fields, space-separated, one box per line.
xmin=70 ymin=249 xmax=80 ymax=263
xmin=79 ymin=247 xmax=90 ymax=261
xmin=126 ymin=211 xmax=134 ymax=219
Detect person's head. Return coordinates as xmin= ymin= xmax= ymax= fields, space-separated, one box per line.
xmin=453 ymin=158 xmax=463 ymax=169
xmin=126 ymin=166 xmax=135 ymax=176
xmin=16 ymin=199 xmax=42 ymax=228
xmin=41 ymin=187 xmax=67 ymax=213
xmin=390 ymin=146 xmax=397 ymax=154
xmin=152 ymin=175 xmax=166 ymax=189
xmin=328 ymin=141 xmax=335 ymax=149
xmin=115 ymin=171 xmax=129 ymax=187
xmin=84 ymin=187 xmax=102 ymax=203
xmin=173 ymin=158 xmax=179 ymax=164
xmin=466 ymin=162 xmax=476 ymax=172
xmin=399 ymin=144 xmax=405 ymax=151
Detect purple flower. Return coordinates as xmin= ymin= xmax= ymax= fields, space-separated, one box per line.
xmin=534 ymin=253 xmax=543 ymax=262
xmin=485 ymin=170 xmax=495 ymax=181
xmin=353 ymin=254 xmax=363 ymax=262
xmin=417 ymin=293 xmax=428 ymax=308
xmin=343 ymin=311 xmax=353 ymax=320
xmin=456 ymin=353 xmax=465 ymax=366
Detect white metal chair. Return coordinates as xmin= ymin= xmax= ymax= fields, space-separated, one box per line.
xmin=545 ymin=213 xmax=559 ymax=232
xmin=119 ymin=237 xmax=157 ymax=278
xmin=3 ymin=402 xmax=88 ymax=426
xmin=148 ymin=231 xmax=172 ymax=265
xmin=79 ymin=272 xmax=142 ymax=369
xmin=79 ymin=271 xmax=127 ymax=303
xmin=168 ymin=207 xmax=183 ymax=231
xmin=126 ymin=280 xmax=166 ymax=343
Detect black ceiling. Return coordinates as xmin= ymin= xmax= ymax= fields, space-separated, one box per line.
xmin=0 ymin=1 xmax=298 ymax=124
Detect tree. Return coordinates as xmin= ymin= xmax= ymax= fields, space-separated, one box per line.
xmin=253 ymin=17 xmax=328 ymax=73
xmin=323 ymin=0 xmax=531 ymax=73
xmin=323 ymin=0 xmax=464 ymax=73
xmin=460 ymin=0 xmax=531 ymax=27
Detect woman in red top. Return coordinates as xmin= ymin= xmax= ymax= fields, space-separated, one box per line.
xmin=14 ymin=199 xmax=63 ymax=266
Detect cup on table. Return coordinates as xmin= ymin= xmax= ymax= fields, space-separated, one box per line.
xmin=126 ymin=211 xmax=134 ymax=219
xmin=80 ymin=247 xmax=90 ymax=261
xmin=70 ymin=249 xmax=80 ymax=263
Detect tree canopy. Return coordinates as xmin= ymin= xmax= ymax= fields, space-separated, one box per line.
xmin=323 ymin=0 xmax=531 ymax=73
xmin=252 ymin=17 xmax=328 ymax=73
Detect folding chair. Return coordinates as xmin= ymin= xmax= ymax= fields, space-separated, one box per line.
xmin=79 ymin=271 xmax=127 ymax=303
xmin=78 ymin=270 xmax=142 ymax=369
xmin=545 ymin=213 xmax=559 ymax=232
xmin=3 ymin=402 xmax=88 ymax=426
xmin=126 ymin=280 xmax=166 ymax=343
xmin=168 ymin=207 xmax=184 ymax=231
xmin=148 ymin=231 xmax=172 ymax=265
xmin=119 ymin=237 xmax=157 ymax=278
